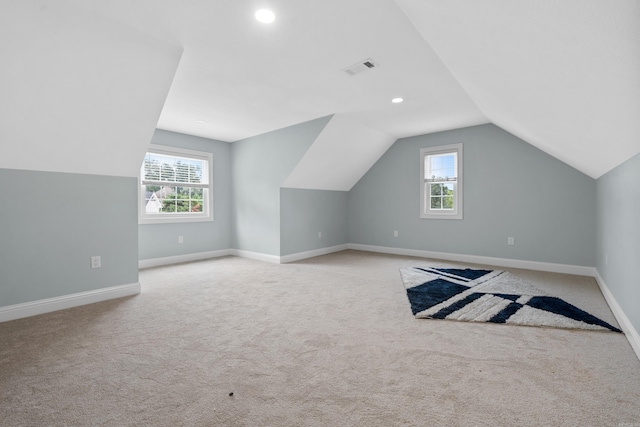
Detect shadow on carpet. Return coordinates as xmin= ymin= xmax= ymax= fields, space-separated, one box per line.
xmin=400 ymin=267 xmax=621 ymax=332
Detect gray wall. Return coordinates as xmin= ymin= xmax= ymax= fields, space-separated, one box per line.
xmin=231 ymin=116 xmax=331 ymax=256
xmin=138 ymin=129 xmax=232 ymax=260
xmin=280 ymin=189 xmax=348 ymax=256
xmin=0 ymin=169 xmax=138 ymax=306
xmin=596 ymin=152 xmax=640 ymax=335
xmin=348 ymin=124 xmax=597 ymax=266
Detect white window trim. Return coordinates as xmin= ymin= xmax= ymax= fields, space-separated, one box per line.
xmin=420 ymin=143 xmax=463 ymax=220
xmin=138 ymin=144 xmax=214 ymax=224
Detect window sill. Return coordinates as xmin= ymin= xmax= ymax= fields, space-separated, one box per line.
xmin=139 ymin=215 xmax=213 ymax=225
xmin=420 ymin=213 xmax=463 ymax=220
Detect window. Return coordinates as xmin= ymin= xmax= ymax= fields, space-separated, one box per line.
xmin=139 ymin=145 xmax=213 ymax=224
xmin=420 ymin=143 xmax=463 ymax=219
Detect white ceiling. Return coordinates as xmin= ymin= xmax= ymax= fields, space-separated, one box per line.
xmin=395 ymin=0 xmax=640 ymax=178
xmin=68 ymin=0 xmax=488 ymax=143
xmin=0 ymin=1 xmax=181 ymax=177
xmin=9 ymin=0 xmax=639 ymax=179
xmin=283 ymin=114 xmax=397 ymax=191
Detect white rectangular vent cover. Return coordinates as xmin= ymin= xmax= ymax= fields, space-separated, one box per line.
xmin=342 ymin=58 xmax=379 ymax=76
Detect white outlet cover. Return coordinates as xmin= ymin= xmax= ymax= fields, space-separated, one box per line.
xmin=91 ymin=256 xmax=101 ymax=269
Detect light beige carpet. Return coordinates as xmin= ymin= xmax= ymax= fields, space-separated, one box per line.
xmin=1 ymin=250 xmax=639 ymax=426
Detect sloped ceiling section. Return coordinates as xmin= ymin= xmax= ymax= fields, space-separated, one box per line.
xmin=157 ymin=0 xmax=487 ymax=142
xmin=66 ymin=0 xmax=487 ymax=143
xmin=0 ymin=0 xmax=182 ymax=178
xmin=395 ymin=0 xmax=640 ymax=178
xmin=283 ymin=115 xmax=396 ymax=191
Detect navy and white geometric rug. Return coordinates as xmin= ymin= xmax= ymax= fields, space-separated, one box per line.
xmin=400 ymin=267 xmax=622 ymax=332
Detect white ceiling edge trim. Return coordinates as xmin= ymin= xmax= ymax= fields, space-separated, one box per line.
xmin=282 ymin=114 xmax=396 ymax=191
xmin=0 ymin=0 xmax=182 ymax=178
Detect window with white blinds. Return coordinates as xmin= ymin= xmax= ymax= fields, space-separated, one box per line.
xmin=420 ymin=143 xmax=463 ymax=220
xmin=139 ymin=145 xmax=213 ymax=223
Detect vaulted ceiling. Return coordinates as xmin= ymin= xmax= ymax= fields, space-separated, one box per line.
xmin=395 ymin=0 xmax=640 ymax=178
xmin=2 ymin=0 xmax=639 ymax=179
xmin=67 ymin=0 xmax=489 ymax=143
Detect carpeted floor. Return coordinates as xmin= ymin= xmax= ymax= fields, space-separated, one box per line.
xmin=1 ymin=250 xmax=639 ymax=426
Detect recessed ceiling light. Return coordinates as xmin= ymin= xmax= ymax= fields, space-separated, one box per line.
xmin=392 ymin=97 xmax=404 ymax=104
xmin=255 ymin=9 xmax=275 ymax=24
xmin=195 ymin=120 xmax=206 ymax=124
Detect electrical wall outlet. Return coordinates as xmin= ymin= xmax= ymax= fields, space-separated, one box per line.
xmin=178 ymin=236 xmax=184 ymax=243
xmin=393 ymin=230 xmax=398 ymax=237
xmin=91 ymin=256 xmax=101 ymax=269
xmin=318 ymin=231 xmax=322 ymax=239
xmin=508 ymin=236 xmax=515 ymax=245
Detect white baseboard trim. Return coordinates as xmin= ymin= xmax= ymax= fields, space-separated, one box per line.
xmin=0 ymin=282 xmax=141 ymax=323
xmin=229 ymin=249 xmax=281 ymax=264
xmin=593 ymin=271 xmax=640 ymax=361
xmin=280 ymin=244 xmax=349 ymax=264
xmin=140 ymin=245 xmax=348 ymax=267
xmin=347 ymin=244 xmax=596 ymax=277
xmin=139 ymin=249 xmax=232 ymax=269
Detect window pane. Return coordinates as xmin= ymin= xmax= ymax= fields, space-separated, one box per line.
xmin=160 ymin=163 xmax=175 ymax=181
xmin=429 ymin=153 xmax=456 ymax=180
xmin=163 ymin=187 xmax=177 ymax=200
xmin=443 ymin=196 xmax=454 ymax=209
xmin=190 ymin=201 xmax=202 ymax=212
xmin=143 ymin=158 xmax=160 ymax=181
xmin=162 ymin=199 xmax=175 ymax=213
xmin=431 ymin=196 xmax=442 ymax=209
xmin=175 ymin=199 xmax=187 ymax=212
xmin=189 ymin=162 xmax=203 ymax=183
xmin=143 ymin=185 xmax=161 ymax=213
xmin=430 ymin=183 xmax=442 ymax=196
xmin=192 ymin=188 xmax=203 ymax=200
xmin=443 ymin=183 xmax=454 ymax=195
xmin=175 ymin=162 xmax=190 ymax=183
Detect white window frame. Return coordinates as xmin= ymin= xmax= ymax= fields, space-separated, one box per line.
xmin=138 ymin=144 xmax=213 ymax=224
xmin=420 ymin=143 xmax=463 ymax=220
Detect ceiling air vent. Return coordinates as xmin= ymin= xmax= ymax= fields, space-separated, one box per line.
xmin=342 ymin=58 xmax=379 ymax=76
